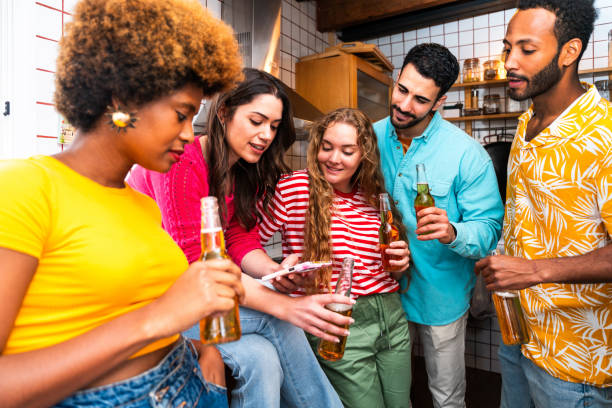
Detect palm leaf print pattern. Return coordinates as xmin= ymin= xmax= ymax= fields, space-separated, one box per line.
xmin=503 ymin=84 xmax=612 ymax=386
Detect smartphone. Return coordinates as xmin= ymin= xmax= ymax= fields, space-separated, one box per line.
xmin=261 ymin=261 xmax=332 ymax=281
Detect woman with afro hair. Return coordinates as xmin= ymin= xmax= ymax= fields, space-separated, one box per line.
xmin=0 ymin=0 xmax=245 ymax=406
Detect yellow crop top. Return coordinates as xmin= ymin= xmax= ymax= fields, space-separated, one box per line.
xmin=0 ymin=156 xmax=188 ymax=357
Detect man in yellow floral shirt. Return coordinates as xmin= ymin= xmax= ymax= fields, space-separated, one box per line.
xmin=474 ymin=0 xmax=612 ymax=406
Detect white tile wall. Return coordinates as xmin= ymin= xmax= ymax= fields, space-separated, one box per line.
xmin=3 ymin=0 xmax=228 ymax=159
xmin=279 ymin=0 xmax=329 ymax=90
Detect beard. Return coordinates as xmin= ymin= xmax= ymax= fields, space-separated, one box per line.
xmin=389 ymin=104 xmax=433 ymax=130
xmin=507 ymin=52 xmax=561 ymax=101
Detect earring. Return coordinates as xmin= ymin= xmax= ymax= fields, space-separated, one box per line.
xmin=106 ymin=105 xmax=138 ymax=132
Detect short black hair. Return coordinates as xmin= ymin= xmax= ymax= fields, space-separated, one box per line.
xmin=400 ymin=43 xmax=460 ymax=99
xmin=517 ymin=0 xmax=597 ymax=61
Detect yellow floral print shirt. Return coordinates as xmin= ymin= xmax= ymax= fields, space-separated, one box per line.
xmin=504 ymin=84 xmax=612 ymax=387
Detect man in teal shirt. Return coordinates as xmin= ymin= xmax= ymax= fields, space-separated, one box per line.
xmin=373 ymin=43 xmax=504 ymax=407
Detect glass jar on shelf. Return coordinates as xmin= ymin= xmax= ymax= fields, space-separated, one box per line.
xmin=483 ymin=94 xmax=502 ymax=114
xmin=463 ymin=58 xmax=481 ymax=83
xmin=595 ymin=80 xmax=611 ymax=101
xmin=483 ymin=60 xmax=501 ymax=80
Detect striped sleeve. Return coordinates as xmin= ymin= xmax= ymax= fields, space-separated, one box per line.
xmin=258 ymin=174 xmax=293 ymax=245
xmin=265 ymin=171 xmax=399 ymax=297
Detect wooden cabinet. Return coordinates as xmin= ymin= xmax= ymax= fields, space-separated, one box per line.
xmin=296 ymin=51 xmax=393 ymax=122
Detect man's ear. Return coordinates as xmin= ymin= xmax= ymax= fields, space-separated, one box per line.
xmin=559 ymin=38 xmax=582 ymax=68
xmin=432 ymin=95 xmax=447 ymax=112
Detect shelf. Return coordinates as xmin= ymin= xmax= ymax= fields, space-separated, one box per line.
xmin=451 ymin=78 xmax=508 ymax=88
xmin=446 ymin=112 xmax=522 ymax=122
xmin=578 ymin=67 xmax=612 ymax=75
xmin=451 ymin=67 xmax=612 ymax=89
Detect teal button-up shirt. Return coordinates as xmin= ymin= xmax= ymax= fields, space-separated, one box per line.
xmin=374 ymin=112 xmax=504 ymax=325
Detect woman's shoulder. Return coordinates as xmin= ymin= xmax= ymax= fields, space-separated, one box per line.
xmin=0 ymin=156 xmax=54 ymax=191
xmin=277 ymin=169 xmax=309 ymax=187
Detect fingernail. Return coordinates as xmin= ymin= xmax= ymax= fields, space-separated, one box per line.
xmin=349 ymin=318 xmax=355 ymax=324
xmin=345 ymin=331 xmax=350 ymax=336
xmin=350 ymin=299 xmax=356 ymax=304
xmin=334 ymin=338 xmax=340 ymax=343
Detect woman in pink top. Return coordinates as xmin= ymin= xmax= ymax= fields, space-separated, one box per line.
xmin=128 ymin=68 xmax=349 ymax=408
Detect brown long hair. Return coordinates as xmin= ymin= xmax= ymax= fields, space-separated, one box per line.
xmin=205 ymin=68 xmax=295 ymax=229
xmin=302 ymin=108 xmax=406 ymax=292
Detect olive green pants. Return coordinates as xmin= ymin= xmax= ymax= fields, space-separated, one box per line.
xmin=307 ymin=292 xmax=412 ymax=408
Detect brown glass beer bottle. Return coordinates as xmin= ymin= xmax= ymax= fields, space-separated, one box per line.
xmin=317 ymin=256 xmax=354 ymax=361
xmin=488 ymin=250 xmax=530 ymax=345
xmin=379 ymin=193 xmax=401 ymax=272
xmin=199 ymin=196 xmax=241 ymax=345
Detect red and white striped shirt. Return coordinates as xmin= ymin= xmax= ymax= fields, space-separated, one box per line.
xmin=258 ymin=170 xmax=399 ymax=298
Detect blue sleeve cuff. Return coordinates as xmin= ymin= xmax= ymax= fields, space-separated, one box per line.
xmin=445 ymin=221 xmax=465 ymax=253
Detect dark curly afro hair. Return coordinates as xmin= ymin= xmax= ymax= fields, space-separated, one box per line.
xmin=55 ymin=0 xmax=243 ymax=131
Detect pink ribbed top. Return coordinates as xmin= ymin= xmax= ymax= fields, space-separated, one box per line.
xmin=127 ymin=137 xmax=262 ymax=265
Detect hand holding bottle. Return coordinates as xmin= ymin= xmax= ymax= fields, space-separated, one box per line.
xmin=414 ymin=206 xmax=456 ymax=244
xmin=486 ymin=250 xmax=530 ymax=345
xmin=474 ymin=253 xmax=541 ymax=291
xmin=380 ymin=240 xmax=410 ymax=275
xmin=318 ymin=256 xmax=354 ymax=361
xmin=379 ymin=193 xmax=404 ymax=272
xmin=199 ymin=196 xmax=242 ymax=344
xmin=144 ymin=258 xmax=244 ymax=340
xmin=413 ymin=163 xmax=456 ymax=243
xmin=281 ymin=293 xmax=355 ymax=343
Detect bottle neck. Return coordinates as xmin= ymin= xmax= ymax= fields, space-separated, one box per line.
xmin=379 ymin=194 xmax=391 ymax=213
xmin=201 ymin=199 xmax=226 ymax=259
xmin=201 ymin=207 xmax=222 ymax=231
xmin=416 ymin=164 xmax=429 ymax=185
xmin=335 ymin=257 xmax=354 ymax=297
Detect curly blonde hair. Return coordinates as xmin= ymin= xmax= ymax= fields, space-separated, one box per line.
xmin=302 ymin=108 xmax=407 ymax=293
xmin=55 ymin=0 xmax=243 ymax=131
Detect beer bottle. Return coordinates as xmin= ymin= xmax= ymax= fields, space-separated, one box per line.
xmin=199 ymin=196 xmax=241 ymax=344
xmin=414 ymin=163 xmax=435 ymax=234
xmin=317 ymin=256 xmax=354 ymax=361
xmin=489 ymin=250 xmax=530 ymax=345
xmin=379 ymin=193 xmax=401 ymax=272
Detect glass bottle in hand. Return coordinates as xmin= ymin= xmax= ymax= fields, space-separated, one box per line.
xmin=379 ymin=193 xmax=401 ymax=272
xmin=199 ymin=196 xmax=241 ymax=344
xmin=489 ymin=250 xmax=530 ymax=345
xmin=318 ymin=256 xmax=354 ymax=361
xmin=414 ymin=163 xmax=435 ymax=234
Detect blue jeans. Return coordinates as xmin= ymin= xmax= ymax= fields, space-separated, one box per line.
xmin=54 ymin=337 xmax=227 ymax=407
xmin=499 ymin=344 xmax=612 ymax=408
xmin=184 ymin=306 xmax=342 ymax=408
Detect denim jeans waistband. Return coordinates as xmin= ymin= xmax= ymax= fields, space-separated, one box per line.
xmin=53 ymin=336 xmax=218 ymax=407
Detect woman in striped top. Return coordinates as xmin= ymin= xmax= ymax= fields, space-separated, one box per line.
xmin=258 ymin=108 xmax=413 ymax=408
